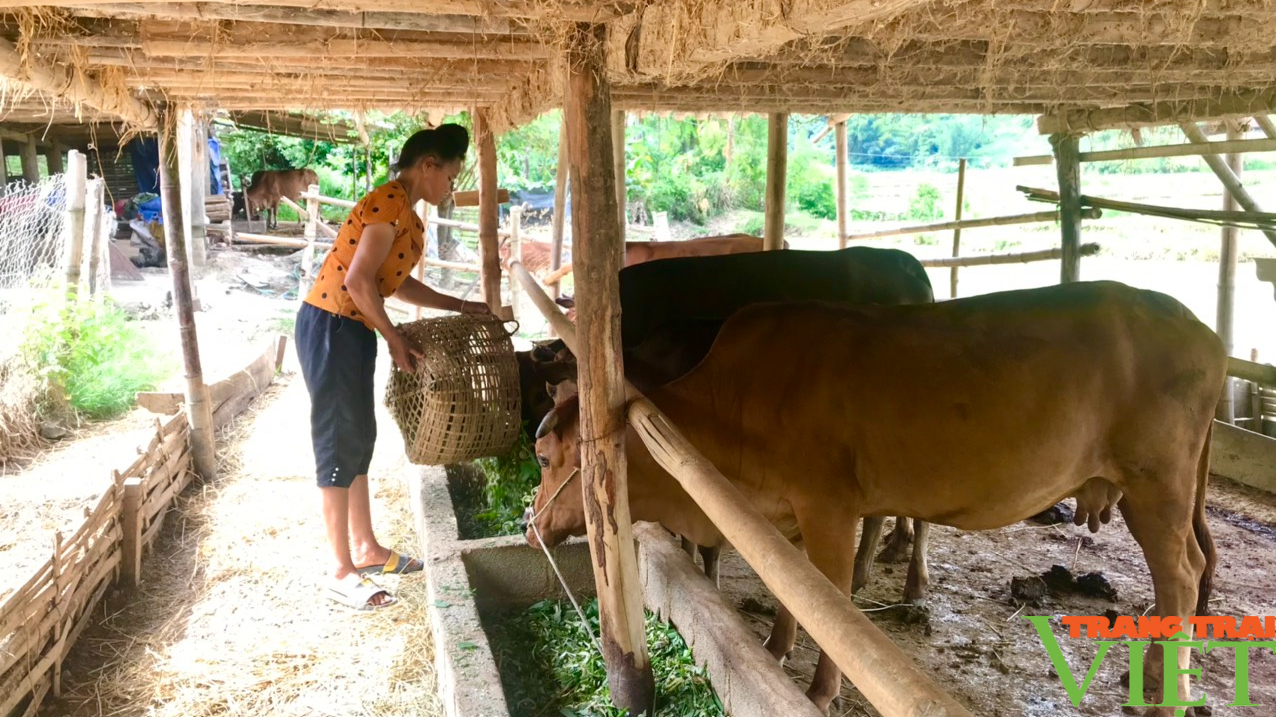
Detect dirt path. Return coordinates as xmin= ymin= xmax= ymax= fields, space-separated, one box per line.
xmin=716 ymin=476 xmax=1276 ymax=716
xmin=36 ymin=313 xmax=444 ymax=717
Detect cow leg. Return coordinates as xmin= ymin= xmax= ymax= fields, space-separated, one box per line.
xmin=763 ymin=603 xmax=798 ymax=664
xmin=699 ymin=544 xmax=720 ymax=587
xmin=1117 ymin=487 xmax=1206 ymax=715
xmin=852 ymin=515 xmax=886 ymax=594
xmin=796 ymin=512 xmax=860 ymax=713
xmin=876 ymin=516 xmax=913 ymax=564
xmin=681 ymin=536 xmax=696 ymax=559
xmin=903 ymin=520 xmax=931 ymax=605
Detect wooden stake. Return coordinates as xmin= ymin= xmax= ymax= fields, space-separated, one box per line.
xmin=612 ymin=109 xmax=626 ymax=238
xmin=176 ymin=108 xmax=206 ymax=268
xmin=20 ymin=134 xmax=38 ymax=184
xmin=158 ymin=107 xmax=217 ymax=482
xmin=63 ymin=150 xmax=87 ymax=297
xmin=51 ymin=530 xmax=63 ymax=696
xmin=564 ymin=21 xmax=654 ymax=715
xmin=191 ymin=112 xmax=208 ymax=266
xmin=121 ymin=477 xmax=144 ymax=586
xmin=1051 ymin=133 xmax=1082 ymax=283
xmin=550 ymin=119 xmax=568 ymax=305
xmin=301 ymin=182 xmax=320 ymax=296
xmin=1180 ymin=121 xmax=1276 ymax=248
xmin=85 ymin=178 xmax=105 ymax=296
xmin=1218 ymin=124 xmax=1241 ymax=423
xmin=764 ymin=112 xmax=788 ymax=251
xmin=835 ymin=120 xmax=848 ymax=250
xmin=475 ymin=107 xmax=504 ymax=316
xmin=0 ymin=139 xmax=8 ymax=186
xmin=950 ymin=158 xmax=967 ymax=299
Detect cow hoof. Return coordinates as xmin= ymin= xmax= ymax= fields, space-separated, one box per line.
xmin=875 ymin=543 xmax=911 ymax=564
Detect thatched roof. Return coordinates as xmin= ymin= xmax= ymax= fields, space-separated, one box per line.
xmin=0 ymin=0 xmax=1273 ymax=133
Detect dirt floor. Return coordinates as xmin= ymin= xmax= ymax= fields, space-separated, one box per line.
xmin=37 ymin=354 xmax=445 ymax=717
xmin=713 ymin=476 xmax=1276 ymax=716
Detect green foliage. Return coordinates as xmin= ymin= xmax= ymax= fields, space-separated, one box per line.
xmin=20 ymin=299 xmax=169 ymax=420
xmin=489 ymin=598 xmax=724 ymax=717
xmin=472 ymin=426 xmax=541 ymax=535
xmin=908 ymin=183 xmax=945 ymax=222
xmin=496 ymin=111 xmax=563 ymax=191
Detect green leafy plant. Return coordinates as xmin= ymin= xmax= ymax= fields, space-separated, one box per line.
xmin=472 ymin=425 xmax=542 ymax=535
xmin=908 ymin=182 xmax=945 ymax=222
xmin=20 ymin=299 xmax=169 ymax=420
xmin=489 ymin=598 xmax=724 ymax=717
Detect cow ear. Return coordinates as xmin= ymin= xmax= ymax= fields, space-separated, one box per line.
xmin=537 ymin=360 xmax=578 ymax=386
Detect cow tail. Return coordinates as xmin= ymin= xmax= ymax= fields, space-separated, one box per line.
xmin=1192 ymin=421 xmax=1217 ymax=617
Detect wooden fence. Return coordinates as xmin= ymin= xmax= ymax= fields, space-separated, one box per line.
xmin=0 ymin=412 xmax=192 ymax=717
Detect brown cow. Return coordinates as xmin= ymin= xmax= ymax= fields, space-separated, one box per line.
xmin=526 ymin=281 xmax=1223 ymax=714
xmin=244 ymin=168 xmax=319 ymax=230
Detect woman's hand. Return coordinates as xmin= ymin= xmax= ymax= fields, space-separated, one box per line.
xmin=460 ymin=300 xmax=492 ymax=315
xmin=387 ymin=328 xmax=424 ymax=372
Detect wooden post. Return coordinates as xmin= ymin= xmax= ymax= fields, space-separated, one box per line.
xmin=302 ymin=182 xmax=320 ymax=296
xmin=1180 ymin=121 xmax=1276 ymax=248
xmin=20 ymin=134 xmax=39 ymax=183
xmin=64 ymin=150 xmax=87 ymax=297
xmin=835 ymin=120 xmax=849 ymax=250
xmin=950 ymin=158 xmax=967 ymax=299
xmin=414 ymin=199 xmax=429 ymax=320
xmin=764 ymin=112 xmax=788 ymax=251
xmin=121 ymin=477 xmax=144 ymax=586
xmin=476 ymin=108 xmax=504 ymax=317
xmin=612 ymin=110 xmax=626 ymax=238
xmin=509 ymin=205 xmax=523 ymax=323
xmin=1051 ymin=133 xmax=1082 ymax=283
xmin=158 ymin=106 xmax=218 ymax=482
xmin=550 ymin=119 xmax=569 ymax=305
xmin=1218 ymin=124 xmax=1242 ymax=423
xmin=564 ymin=21 xmax=654 ymax=715
xmin=47 ymin=139 xmax=64 ymax=175
xmin=0 ymin=138 xmax=7 ymax=187
xmin=192 ymin=114 xmax=208 ymax=265
xmin=177 ymin=108 xmax=207 ymax=268
xmin=85 ymin=178 xmax=105 ymax=296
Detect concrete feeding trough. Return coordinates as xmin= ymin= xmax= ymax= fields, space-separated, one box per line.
xmin=407 ymin=463 xmax=821 ymax=717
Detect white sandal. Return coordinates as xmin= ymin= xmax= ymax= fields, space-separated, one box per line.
xmin=327 ymin=574 xmax=398 ymax=611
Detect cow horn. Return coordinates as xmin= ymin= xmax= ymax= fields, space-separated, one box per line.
xmin=535 ymin=409 xmax=559 ymax=439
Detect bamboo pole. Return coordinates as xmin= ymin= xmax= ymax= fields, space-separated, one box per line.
xmin=1218 ymin=124 xmax=1241 ymax=423
xmin=414 ymin=199 xmax=429 ymax=320
xmin=1255 ymin=115 xmax=1276 ymax=140
xmin=919 ymin=242 xmax=1100 ymax=268
xmin=843 ymin=208 xmax=1101 ymax=242
xmin=835 ymin=120 xmax=849 ymax=250
xmin=1179 ymin=121 xmax=1276 ymax=248
xmin=764 ymin=112 xmax=788 ymax=251
xmin=63 ymin=150 xmax=87 ymax=297
xmin=158 ymin=107 xmax=217 ymax=482
xmin=509 ymin=261 xmax=975 ymax=717
xmin=120 ymin=478 xmax=143 ymax=586
xmin=0 ymin=139 xmax=8 ymax=186
xmin=20 ymin=134 xmax=38 ymax=183
xmin=278 ymin=195 xmax=337 ymax=238
xmin=300 ymin=191 xmax=356 ymax=209
xmin=550 ymin=119 xmax=569 ymax=305
xmin=301 ymin=182 xmax=320 ymax=296
xmin=1013 ymin=135 xmax=1276 ymax=165
xmin=1051 ymin=133 xmax=1083 ymax=283
xmin=612 ymin=110 xmax=626 ymax=239
xmin=508 ymin=205 xmax=522 ymax=323
xmin=85 ymin=179 xmax=105 ymax=296
xmin=563 ymin=21 xmax=654 ymax=714
xmin=476 ymin=107 xmax=504 ymax=317
xmin=950 ymin=158 xmax=966 ymax=299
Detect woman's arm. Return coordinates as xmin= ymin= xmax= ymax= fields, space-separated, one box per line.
xmin=394 ymin=275 xmax=490 ymax=314
xmin=347 ymin=224 xmax=422 ymax=370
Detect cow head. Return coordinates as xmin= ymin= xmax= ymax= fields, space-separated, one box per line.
xmin=524 ymin=383 xmax=586 ymax=549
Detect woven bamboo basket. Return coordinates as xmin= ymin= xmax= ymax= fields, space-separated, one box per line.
xmin=384 ymin=313 xmax=522 ymax=465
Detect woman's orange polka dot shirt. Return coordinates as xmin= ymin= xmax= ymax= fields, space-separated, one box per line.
xmin=303 ymin=180 xmax=425 ymax=331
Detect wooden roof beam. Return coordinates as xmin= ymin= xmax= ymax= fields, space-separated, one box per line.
xmin=65 ymin=3 xmax=524 ymax=34
xmin=1038 ymin=89 xmax=1276 ymax=134
xmin=0 ymin=36 xmax=155 ymax=128
xmin=138 ymin=37 xmax=548 ymax=60
xmin=1 ymin=0 xmax=618 ymax=22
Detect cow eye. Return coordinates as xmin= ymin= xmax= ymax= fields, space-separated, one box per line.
xmin=537 ymin=455 xmax=549 ymax=468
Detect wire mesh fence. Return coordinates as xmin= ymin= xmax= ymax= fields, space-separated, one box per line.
xmin=0 ymin=175 xmax=69 ymax=310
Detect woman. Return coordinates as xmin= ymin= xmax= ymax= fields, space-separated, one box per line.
xmin=296 ymin=124 xmax=489 ymax=611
